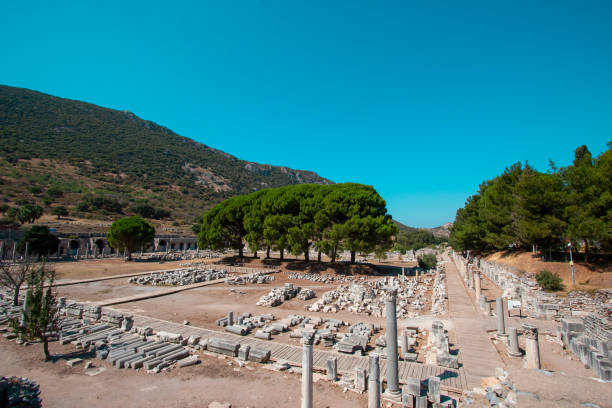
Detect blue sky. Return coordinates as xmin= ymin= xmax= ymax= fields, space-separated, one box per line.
xmin=1 ymin=1 xmax=611 ymax=227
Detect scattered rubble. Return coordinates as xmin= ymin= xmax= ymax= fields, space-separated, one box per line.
xmin=128 ymin=268 xmax=228 ymax=286
xmin=307 ymin=276 xmax=432 ymax=318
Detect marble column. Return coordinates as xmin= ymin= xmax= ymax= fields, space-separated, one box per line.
xmin=523 ymin=325 xmax=541 ymax=369
xmin=507 ymin=327 xmax=522 ymax=357
xmin=24 ymin=242 xmax=29 ymax=262
xmin=383 ymin=288 xmax=401 ymax=401
xmin=368 ymin=353 xmax=380 ymax=408
xmin=496 ymin=297 xmax=506 ymax=337
xmin=301 ymin=332 xmax=314 ymax=408
xmin=474 ymin=272 xmax=481 ymax=299
xmin=227 ymin=311 xmax=234 ymax=326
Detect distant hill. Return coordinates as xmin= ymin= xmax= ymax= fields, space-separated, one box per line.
xmin=0 ymin=85 xmax=331 ymax=225
xmin=394 ymin=220 xmax=451 ymax=238
xmin=424 ymin=222 xmax=452 ymax=238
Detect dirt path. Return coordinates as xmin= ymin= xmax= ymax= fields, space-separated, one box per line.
xmin=0 ymin=337 xmax=367 ymax=408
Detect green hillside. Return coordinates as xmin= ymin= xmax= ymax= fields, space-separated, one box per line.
xmin=0 ymin=85 xmax=331 ymax=226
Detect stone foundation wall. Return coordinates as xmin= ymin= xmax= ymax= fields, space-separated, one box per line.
xmin=450 ymin=250 xmax=612 ymax=320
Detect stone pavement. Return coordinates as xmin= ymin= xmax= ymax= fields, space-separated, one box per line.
xmin=443 ymin=255 xmax=503 ymax=389
xmin=119 ymin=312 xmax=467 ymax=393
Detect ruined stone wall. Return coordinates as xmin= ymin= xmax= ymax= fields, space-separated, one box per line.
xmin=450 ymin=251 xmax=612 ymax=320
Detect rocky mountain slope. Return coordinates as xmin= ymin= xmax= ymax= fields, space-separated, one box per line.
xmin=0 ymin=85 xmax=331 ymax=225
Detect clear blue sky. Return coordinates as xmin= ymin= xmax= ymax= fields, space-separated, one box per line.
xmin=1 ymin=1 xmax=611 ymax=227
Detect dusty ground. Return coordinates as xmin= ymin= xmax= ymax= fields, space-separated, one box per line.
xmin=486 ymin=251 xmax=612 ymax=291
xmin=52 ymin=258 xmax=209 ymax=280
xmin=0 ymin=336 xmax=366 ymax=408
xmin=67 ymin=270 xmax=433 ymax=357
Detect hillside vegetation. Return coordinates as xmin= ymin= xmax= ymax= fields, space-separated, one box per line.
xmin=0 ymin=85 xmax=331 ymax=226
xmin=450 ymin=144 xmax=612 ymax=262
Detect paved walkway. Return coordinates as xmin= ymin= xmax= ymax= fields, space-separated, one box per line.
xmin=119 ymin=312 xmax=466 ymax=393
xmin=444 ymin=255 xmax=503 ymax=389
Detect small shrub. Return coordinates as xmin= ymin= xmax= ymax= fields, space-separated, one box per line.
xmin=536 ymin=270 xmax=564 ymax=291
xmin=417 ymin=253 xmax=438 ymax=270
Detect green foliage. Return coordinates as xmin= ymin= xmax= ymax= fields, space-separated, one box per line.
xmin=0 ymin=204 xmax=9 ymax=215
xmin=18 ymin=226 xmax=60 ymax=257
xmin=0 ymin=85 xmax=330 ymax=224
xmin=396 ymin=229 xmax=445 ymax=251
xmin=130 ymin=204 xmax=170 ymax=219
xmin=7 ymin=204 xmax=44 ymax=225
xmin=107 ymin=216 xmax=155 ymax=259
xmin=198 ymin=183 xmax=396 ymax=263
xmin=417 ymin=253 xmax=438 ymax=270
xmin=10 ymin=264 xmax=60 ymax=359
xmin=51 ymin=205 xmax=69 ymax=219
xmin=77 ymin=195 xmax=124 ymax=214
xmin=536 ymin=270 xmax=565 ymax=291
xmin=450 ymin=144 xmax=612 ymax=256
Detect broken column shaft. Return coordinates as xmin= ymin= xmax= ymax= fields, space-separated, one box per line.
xmin=523 ymin=325 xmax=541 ymax=369
xmin=496 ymin=297 xmax=506 ymax=337
xmin=368 ymin=353 xmax=381 ymax=408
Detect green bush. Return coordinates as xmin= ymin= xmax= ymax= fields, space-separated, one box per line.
xmin=536 ymin=270 xmax=565 ymax=291
xmin=417 ymin=253 xmax=438 ymax=270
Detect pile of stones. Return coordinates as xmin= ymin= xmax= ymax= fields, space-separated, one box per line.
xmin=431 ymin=264 xmax=447 ymax=315
xmin=374 ymin=327 xmax=419 ymax=361
xmin=297 ymin=288 xmax=316 ymax=300
xmin=226 ymin=273 xmax=274 ymax=285
xmin=128 ymin=268 xmax=228 ymax=286
xmin=334 ymin=322 xmax=376 ymax=355
xmin=0 ymin=377 xmax=41 ymax=408
xmin=427 ymin=321 xmax=458 ymax=368
xmin=0 ymin=296 xmax=22 ymax=325
xmin=307 ymin=277 xmax=431 ymax=318
xmin=256 ymin=283 xmax=302 ymax=307
xmin=288 ymin=273 xmax=354 ymax=283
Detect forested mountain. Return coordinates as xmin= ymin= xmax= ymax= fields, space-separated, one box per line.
xmin=0 ymin=85 xmax=331 ymax=224
xmin=450 ymin=144 xmax=612 ymax=261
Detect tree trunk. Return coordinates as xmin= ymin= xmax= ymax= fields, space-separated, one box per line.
xmin=350 ymin=251 xmax=356 ymax=264
xmin=238 ymin=246 xmax=244 ymax=258
xmin=266 ymin=246 xmax=270 ymax=259
xmin=585 ymin=241 xmax=589 ymax=263
xmin=280 ymin=249 xmax=284 ymax=261
xmin=43 ymin=338 xmax=51 ymax=360
xmin=13 ymin=287 xmax=19 ymax=307
xmin=304 ymin=244 xmax=309 ymax=263
xmin=317 ymin=250 xmax=321 ymax=262
xmin=127 ymin=251 xmax=132 ymax=261
xmin=331 ymin=245 xmax=337 ymax=263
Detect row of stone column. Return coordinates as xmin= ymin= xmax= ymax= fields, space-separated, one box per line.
xmin=496 ymin=297 xmax=540 ymax=368
xmin=301 ymin=288 xmax=406 ymax=408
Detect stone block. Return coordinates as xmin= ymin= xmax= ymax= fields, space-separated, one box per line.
xmin=238 ymin=345 xmax=250 ymax=361
xmin=67 ymin=358 xmax=83 ymax=367
xmin=415 ymin=395 xmax=428 ymax=408
xmin=207 ymin=338 xmax=240 ymax=357
xmin=326 ymin=357 xmax=338 ymax=381
xmin=403 ymin=377 xmax=421 ymax=396
xmin=248 ymin=347 xmax=271 ymax=363
xmin=427 ymin=376 xmax=440 ymax=404
xmin=354 ymin=367 xmax=366 ymax=391
xmin=177 ymin=355 xmax=199 ymax=368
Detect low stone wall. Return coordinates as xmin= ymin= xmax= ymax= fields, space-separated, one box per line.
xmin=451 ymin=250 xmax=612 ymax=320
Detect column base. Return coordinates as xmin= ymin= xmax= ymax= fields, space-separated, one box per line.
xmin=382 ymin=389 xmax=402 ymax=403
xmin=496 ymin=333 xmax=509 ymax=341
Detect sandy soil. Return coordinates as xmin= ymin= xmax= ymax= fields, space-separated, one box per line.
xmin=486 ymin=251 xmax=612 ymax=291
xmin=0 ymin=336 xmax=366 ymax=408
xmin=52 ymin=258 xmax=210 ymax=280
